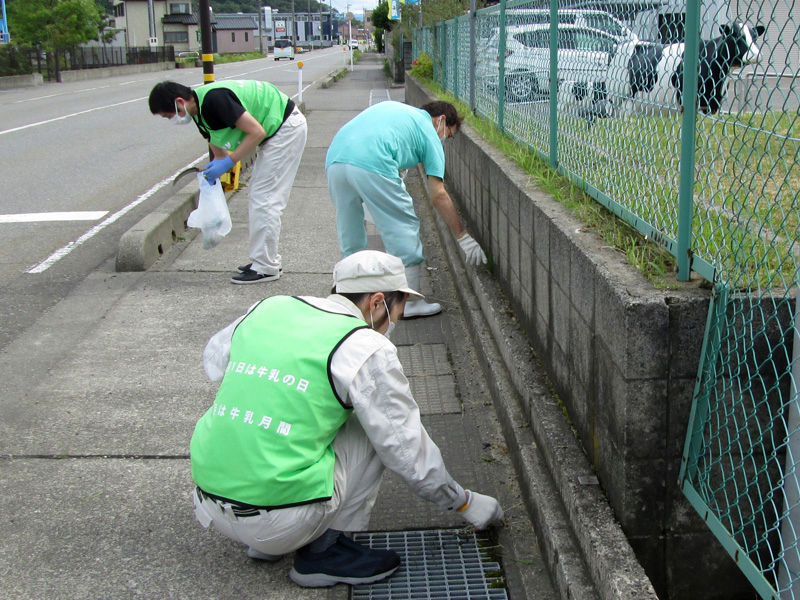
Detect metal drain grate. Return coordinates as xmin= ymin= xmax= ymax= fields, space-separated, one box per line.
xmin=369 ymin=89 xmax=392 ymax=105
xmin=351 ymin=529 xmax=508 ymax=600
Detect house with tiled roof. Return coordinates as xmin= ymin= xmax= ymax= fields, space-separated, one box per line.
xmin=113 ymin=1 xmax=260 ymax=54
xmin=213 ymin=14 xmax=259 ymax=54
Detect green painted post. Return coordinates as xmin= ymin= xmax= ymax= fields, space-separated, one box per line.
xmin=548 ymin=0 xmax=558 ymax=169
xmin=676 ymin=2 xmax=701 ymax=281
xmin=453 ymin=16 xmax=459 ymax=97
xmin=497 ymin=0 xmax=507 ymax=130
xmin=441 ymin=22 xmax=446 ymax=91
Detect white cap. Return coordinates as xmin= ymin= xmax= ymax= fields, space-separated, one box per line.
xmin=333 ymin=251 xmax=423 ymax=300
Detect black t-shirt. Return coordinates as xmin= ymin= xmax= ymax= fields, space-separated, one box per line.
xmin=192 ymin=88 xmax=245 ymax=140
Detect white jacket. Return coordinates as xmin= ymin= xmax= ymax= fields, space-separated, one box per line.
xmin=202 ymin=294 xmax=468 ymax=512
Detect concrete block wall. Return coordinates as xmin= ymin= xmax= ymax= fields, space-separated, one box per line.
xmin=405 ymin=74 xmax=760 ymax=600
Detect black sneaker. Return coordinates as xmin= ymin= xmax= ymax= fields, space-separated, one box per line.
xmin=238 ymin=263 xmax=253 ymax=272
xmin=289 ymin=535 xmax=401 ymax=588
xmin=230 ymin=268 xmax=281 ymax=284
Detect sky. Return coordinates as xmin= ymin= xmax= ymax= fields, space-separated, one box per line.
xmin=329 ymin=0 xmax=379 ymax=19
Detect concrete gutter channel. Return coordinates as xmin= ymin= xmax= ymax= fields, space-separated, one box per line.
xmin=115 ymin=83 xmax=657 ymax=600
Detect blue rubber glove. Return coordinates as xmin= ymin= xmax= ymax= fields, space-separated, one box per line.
xmin=203 ymin=156 xmax=235 ymax=183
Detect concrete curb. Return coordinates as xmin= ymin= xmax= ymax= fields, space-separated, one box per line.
xmin=320 ymin=68 xmax=351 ymax=89
xmin=116 ymin=190 xmax=197 ymax=272
xmin=419 ymin=165 xmax=658 ymax=600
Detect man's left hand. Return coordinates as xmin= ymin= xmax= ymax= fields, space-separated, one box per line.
xmin=203 ymin=156 xmax=235 ymax=183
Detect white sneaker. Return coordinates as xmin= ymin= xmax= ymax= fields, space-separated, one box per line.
xmin=403 ymin=299 xmax=442 ymax=318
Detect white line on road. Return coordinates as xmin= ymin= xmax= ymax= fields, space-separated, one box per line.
xmin=0 ymin=97 xmax=145 ymax=136
xmin=26 ymin=156 xmax=205 ymax=274
xmin=0 ymin=211 xmax=109 ymax=223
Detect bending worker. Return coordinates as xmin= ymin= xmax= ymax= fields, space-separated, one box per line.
xmin=326 ymin=100 xmax=487 ymax=319
xmin=190 ymin=250 xmax=504 ymax=588
xmin=149 ymin=80 xmax=306 ymax=284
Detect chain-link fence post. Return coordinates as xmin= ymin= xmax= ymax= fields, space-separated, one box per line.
xmin=675 ymin=1 xmax=702 ymax=281
xmin=547 ymin=0 xmax=558 ymax=170
xmin=469 ymin=0 xmax=476 ymax=113
xmin=497 ymin=0 xmax=507 ymax=130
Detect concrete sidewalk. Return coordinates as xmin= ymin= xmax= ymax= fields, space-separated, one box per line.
xmin=0 ymin=55 xmax=562 ymax=600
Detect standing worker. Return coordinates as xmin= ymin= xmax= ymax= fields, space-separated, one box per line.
xmin=326 ymin=100 xmax=487 ymax=318
xmin=191 ymin=250 xmax=504 ymax=588
xmin=149 ymin=80 xmax=307 ymax=284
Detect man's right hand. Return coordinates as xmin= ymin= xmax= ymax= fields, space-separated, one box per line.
xmin=457 ymin=232 xmax=488 ymax=266
xmin=459 ymin=490 xmax=504 ymax=529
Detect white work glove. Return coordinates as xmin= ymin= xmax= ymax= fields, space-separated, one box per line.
xmin=458 ymin=490 xmax=504 ymax=529
xmin=457 ymin=232 xmax=487 ymax=266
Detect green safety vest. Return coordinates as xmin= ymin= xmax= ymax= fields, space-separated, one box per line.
xmin=193 ymin=80 xmax=290 ymax=151
xmin=190 ymin=296 xmax=369 ymax=508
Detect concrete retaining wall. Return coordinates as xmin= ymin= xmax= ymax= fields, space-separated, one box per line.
xmin=0 ymin=73 xmax=43 ymax=89
xmin=405 ymin=74 xmax=758 ymax=600
xmin=59 ymin=61 xmax=173 ymax=83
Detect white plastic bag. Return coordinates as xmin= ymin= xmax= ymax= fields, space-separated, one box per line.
xmin=187 ymin=172 xmax=232 ymax=250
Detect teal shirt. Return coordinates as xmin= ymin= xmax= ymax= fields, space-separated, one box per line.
xmin=325 ymin=101 xmax=445 ymax=180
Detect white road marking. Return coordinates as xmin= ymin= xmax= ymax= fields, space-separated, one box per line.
xmin=25 ymin=156 xmax=205 ymax=274
xmin=0 ymin=97 xmax=145 ymax=136
xmin=0 ymin=211 xmax=109 ymax=223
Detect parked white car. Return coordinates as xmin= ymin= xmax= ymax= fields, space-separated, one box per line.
xmin=504 ymin=9 xmax=637 ymax=43
xmin=273 ymin=39 xmax=295 ymax=61
xmin=477 ymin=24 xmax=621 ymax=103
xmin=349 ymin=39 xmax=359 ymax=50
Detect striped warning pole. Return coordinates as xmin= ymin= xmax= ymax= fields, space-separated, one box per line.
xmin=198 ymin=0 xmax=214 ymax=84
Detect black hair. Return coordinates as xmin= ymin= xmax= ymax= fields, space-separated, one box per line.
xmin=421 ymin=101 xmax=463 ymax=130
xmin=332 ymin=289 xmax=407 ymax=311
xmin=149 ymin=81 xmax=193 ymax=114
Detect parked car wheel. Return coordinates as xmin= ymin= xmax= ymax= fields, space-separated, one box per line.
xmin=506 ymin=72 xmax=543 ymax=103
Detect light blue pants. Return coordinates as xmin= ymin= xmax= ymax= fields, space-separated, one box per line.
xmin=327 ymin=162 xmax=424 ymax=267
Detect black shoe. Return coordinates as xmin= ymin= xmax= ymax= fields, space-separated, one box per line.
xmin=230 ymin=268 xmax=281 ymax=284
xmin=238 ymin=263 xmax=253 ymax=272
xmin=289 ymin=535 xmax=401 ymax=588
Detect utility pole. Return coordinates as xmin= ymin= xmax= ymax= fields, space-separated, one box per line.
xmin=259 ymin=3 xmax=264 ymax=55
xmin=307 ymin=0 xmax=312 ymax=50
xmin=199 ymin=0 xmax=214 ymax=83
xmin=291 ymin=0 xmax=297 ymax=50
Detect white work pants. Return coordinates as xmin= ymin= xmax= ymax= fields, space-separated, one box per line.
xmin=248 ymin=108 xmax=307 ymax=275
xmin=192 ymin=414 xmax=384 ymax=555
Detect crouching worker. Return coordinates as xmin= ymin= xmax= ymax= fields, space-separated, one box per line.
xmin=190 ymin=250 xmax=504 ymax=588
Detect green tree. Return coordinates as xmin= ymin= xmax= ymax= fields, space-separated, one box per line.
xmin=371 ymin=1 xmax=391 ymax=31
xmin=7 ymin=0 xmax=104 ymax=48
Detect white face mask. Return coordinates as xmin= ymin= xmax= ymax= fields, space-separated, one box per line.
xmin=370 ymin=299 xmax=396 ymax=340
xmin=437 ymin=117 xmax=451 ymax=144
xmin=384 ymin=299 xmax=396 ymax=340
xmin=170 ymin=100 xmax=193 ymax=125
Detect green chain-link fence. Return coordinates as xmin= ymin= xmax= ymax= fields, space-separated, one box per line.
xmin=415 ymin=1 xmax=800 ymax=597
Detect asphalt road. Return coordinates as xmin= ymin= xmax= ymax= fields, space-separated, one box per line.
xmin=0 ymin=47 xmax=350 ymax=351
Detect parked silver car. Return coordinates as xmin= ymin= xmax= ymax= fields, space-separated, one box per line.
xmin=477 ymin=23 xmax=623 ymax=103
